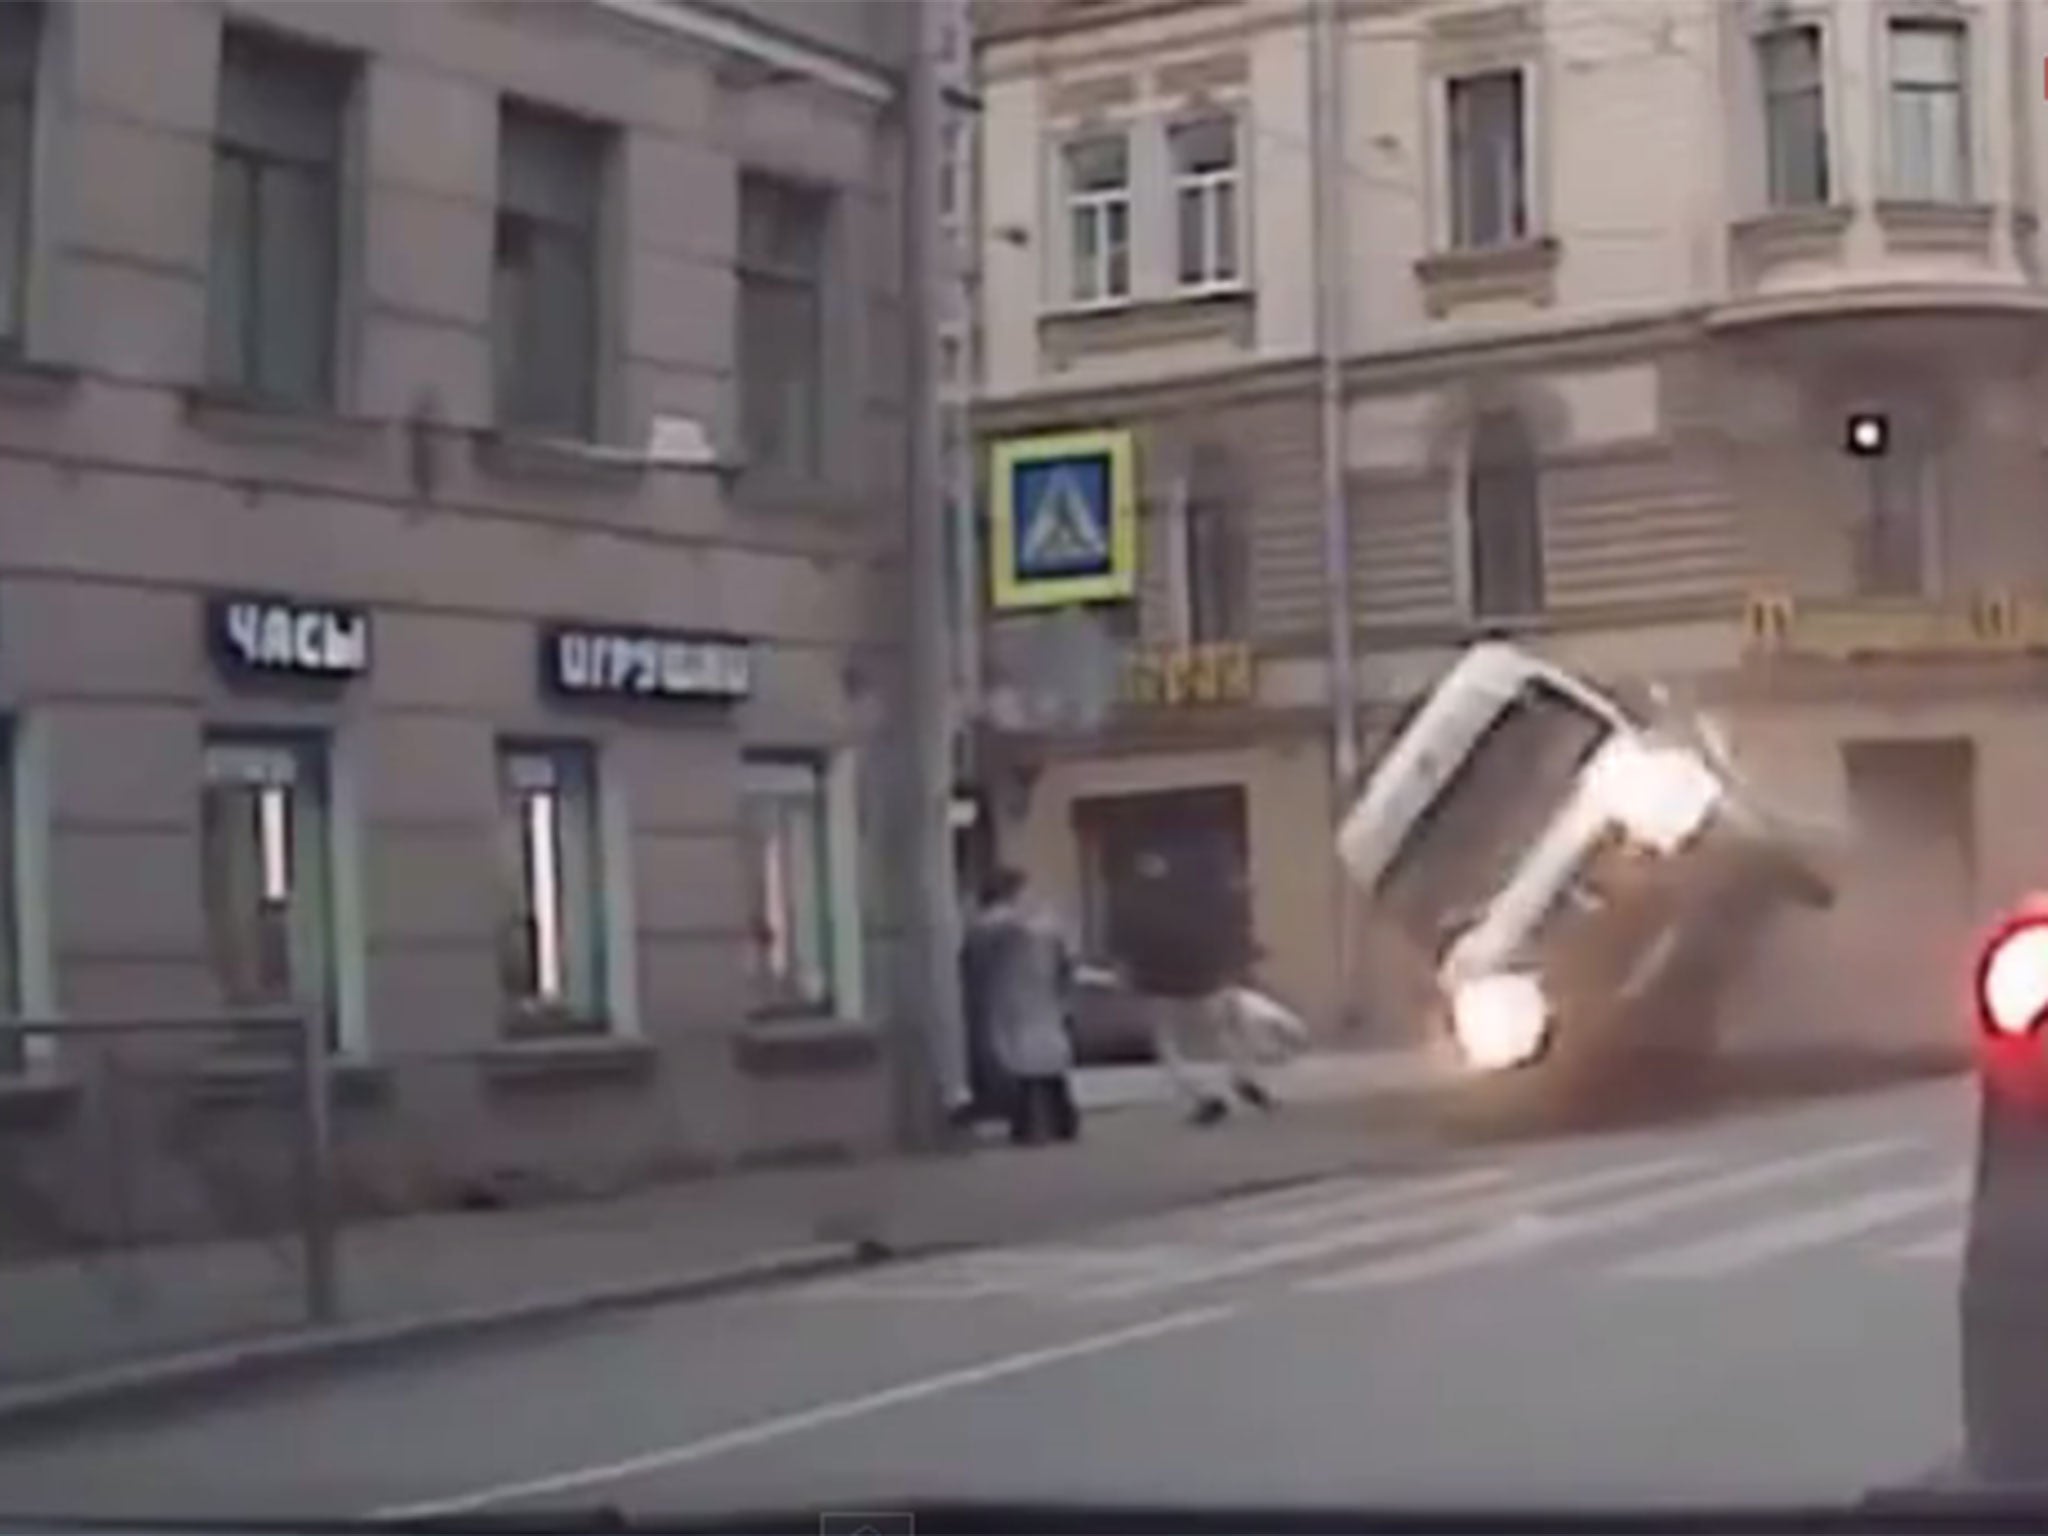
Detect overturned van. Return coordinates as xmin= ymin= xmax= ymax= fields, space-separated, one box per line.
xmin=1336 ymin=643 xmax=1838 ymax=1097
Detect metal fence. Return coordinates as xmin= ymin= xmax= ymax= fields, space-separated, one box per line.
xmin=0 ymin=1011 xmax=337 ymax=1384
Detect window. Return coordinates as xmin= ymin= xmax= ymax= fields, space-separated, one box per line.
xmin=1758 ymin=24 xmax=1830 ymax=209
xmin=1183 ymin=441 xmax=1244 ymax=643
xmin=497 ymin=745 xmax=606 ymax=1033
xmin=1857 ymin=420 xmax=1934 ymax=596
xmin=1446 ymin=70 xmax=1528 ymax=250
xmin=0 ymin=727 xmax=18 ymax=1072
xmin=1063 ymin=133 xmax=1130 ymax=304
xmin=200 ymin=735 xmax=336 ymax=1048
xmin=744 ymin=756 xmax=836 ymax=1016
xmin=0 ymin=2 xmax=40 ymax=350
xmin=1171 ymin=115 xmax=1241 ymax=290
xmin=207 ymin=27 xmax=350 ymax=408
xmin=494 ymin=101 xmax=608 ymax=440
xmin=738 ymin=173 xmax=831 ymax=480
xmin=1465 ymin=410 xmax=1544 ymax=619
xmin=1889 ymin=19 xmax=1968 ymax=202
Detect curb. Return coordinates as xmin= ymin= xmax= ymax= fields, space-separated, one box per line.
xmin=0 ymin=1241 xmax=867 ymax=1438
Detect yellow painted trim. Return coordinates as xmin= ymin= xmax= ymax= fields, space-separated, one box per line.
xmin=988 ymin=428 xmax=1139 ymax=613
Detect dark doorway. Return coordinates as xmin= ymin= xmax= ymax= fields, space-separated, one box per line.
xmin=1072 ymin=786 xmax=1251 ymax=964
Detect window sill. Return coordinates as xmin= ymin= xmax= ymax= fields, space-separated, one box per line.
xmin=0 ymin=1071 xmax=80 ymax=1131
xmin=184 ymin=1054 xmax=390 ymax=1109
xmin=731 ymin=466 xmax=867 ymax=519
xmin=473 ymin=430 xmax=650 ymax=490
xmin=0 ymin=352 xmax=79 ymax=405
xmin=1875 ymin=199 xmax=1995 ymax=256
xmin=183 ymin=388 xmax=384 ymax=455
xmin=734 ymin=1016 xmax=880 ymax=1077
xmin=478 ymin=1033 xmax=657 ymax=1089
xmin=1728 ymin=204 xmax=1853 ymax=287
xmin=1037 ymin=288 xmax=1254 ymax=370
xmin=1413 ymin=237 xmax=1560 ymax=318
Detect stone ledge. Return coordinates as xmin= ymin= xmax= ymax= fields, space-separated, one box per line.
xmin=471 ymin=430 xmax=650 ymax=490
xmin=1039 ymin=289 xmax=1254 ymax=370
xmin=733 ymin=1019 xmax=882 ymax=1077
xmin=477 ymin=1034 xmax=658 ymax=1090
xmin=1413 ymin=237 xmax=1560 ymax=317
xmin=1875 ymin=199 xmax=1996 ymax=256
xmin=182 ymin=388 xmax=385 ymax=455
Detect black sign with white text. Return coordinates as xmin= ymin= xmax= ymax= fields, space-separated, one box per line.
xmin=542 ymin=624 xmax=751 ymax=704
xmin=208 ymin=596 xmax=371 ymax=682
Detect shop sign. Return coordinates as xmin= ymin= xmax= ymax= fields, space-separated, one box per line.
xmin=209 ymin=596 xmax=370 ymax=681
xmin=1743 ymin=590 xmax=2048 ymax=660
xmin=543 ymin=624 xmax=752 ymax=703
xmin=1122 ymin=642 xmax=1256 ymax=707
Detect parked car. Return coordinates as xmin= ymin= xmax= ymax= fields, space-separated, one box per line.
xmin=1068 ymin=962 xmax=1156 ymax=1065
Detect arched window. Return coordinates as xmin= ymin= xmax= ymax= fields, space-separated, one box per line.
xmin=1465 ymin=409 xmax=1544 ymax=619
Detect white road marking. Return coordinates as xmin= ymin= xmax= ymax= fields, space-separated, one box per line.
xmin=372 ymin=1303 xmax=1234 ymax=1520
xmin=1219 ymin=1167 xmax=1514 ymax=1237
xmin=808 ymin=1244 xmax=1204 ymax=1300
xmin=1299 ymin=1136 xmax=1919 ymax=1293
xmin=1891 ymin=1225 xmax=1966 ymax=1263
xmin=1077 ymin=1154 xmax=1709 ymax=1303
xmin=1611 ymin=1175 xmax=1968 ymax=1280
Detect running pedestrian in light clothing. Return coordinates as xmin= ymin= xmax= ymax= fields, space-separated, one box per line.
xmin=960 ymin=867 xmax=1080 ymax=1145
xmin=1114 ymin=851 xmax=1274 ymax=1127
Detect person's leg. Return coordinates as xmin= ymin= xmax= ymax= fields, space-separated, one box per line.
xmin=1215 ymin=988 xmax=1277 ymax=1111
xmin=1150 ymin=993 xmax=1229 ymax=1124
xmin=1052 ymin=1073 xmax=1080 ymax=1141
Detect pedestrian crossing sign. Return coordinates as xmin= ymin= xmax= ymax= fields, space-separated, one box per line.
xmin=989 ymin=429 xmax=1137 ymax=612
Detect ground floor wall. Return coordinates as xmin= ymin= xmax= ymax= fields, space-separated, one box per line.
xmin=0 ymin=568 xmax=896 ymax=1236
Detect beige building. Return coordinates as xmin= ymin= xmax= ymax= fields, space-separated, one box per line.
xmin=0 ymin=0 xmax=928 ymax=1228
xmin=972 ymin=0 xmax=2048 ymax=1056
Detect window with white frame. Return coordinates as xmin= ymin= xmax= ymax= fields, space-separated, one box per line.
xmin=743 ymin=755 xmax=837 ymax=1017
xmin=1758 ymin=24 xmax=1830 ymax=209
xmin=0 ymin=2 xmax=41 ymax=352
xmin=1888 ymin=18 xmax=1969 ymax=202
xmin=1466 ymin=410 xmax=1545 ymax=619
xmin=200 ymin=734 xmax=337 ymax=1048
xmin=497 ymin=744 xmax=606 ymax=1033
xmin=1063 ymin=132 xmax=1131 ymax=304
xmin=1171 ymin=114 xmax=1241 ymax=290
xmin=1446 ymin=70 xmax=1528 ymax=250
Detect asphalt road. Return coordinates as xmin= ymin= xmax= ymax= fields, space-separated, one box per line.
xmin=0 ymin=1077 xmax=1980 ymax=1520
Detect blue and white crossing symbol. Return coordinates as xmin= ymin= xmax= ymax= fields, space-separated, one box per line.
xmin=988 ymin=429 xmax=1137 ymax=612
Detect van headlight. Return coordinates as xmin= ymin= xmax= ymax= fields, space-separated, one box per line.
xmin=1587 ymin=741 xmax=1723 ymax=855
xmin=1449 ymin=972 xmax=1551 ymax=1071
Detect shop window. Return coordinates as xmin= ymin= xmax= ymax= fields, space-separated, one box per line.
xmin=744 ymin=754 xmax=836 ymax=1017
xmin=497 ymin=743 xmax=606 ymax=1033
xmin=200 ymin=733 xmax=336 ymax=1047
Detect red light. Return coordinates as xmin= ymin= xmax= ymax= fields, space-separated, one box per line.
xmin=1978 ymin=916 xmax=2048 ymax=1037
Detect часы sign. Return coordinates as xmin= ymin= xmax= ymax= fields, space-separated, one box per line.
xmin=209 ymin=596 xmax=370 ymax=681
xmin=543 ymin=624 xmax=751 ymax=703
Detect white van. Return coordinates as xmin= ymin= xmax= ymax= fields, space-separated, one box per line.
xmin=1337 ymin=643 xmax=1835 ymax=1090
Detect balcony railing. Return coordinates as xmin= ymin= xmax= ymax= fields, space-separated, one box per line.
xmin=1742 ymin=590 xmax=2048 ymax=660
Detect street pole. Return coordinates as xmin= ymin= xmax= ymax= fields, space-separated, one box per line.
xmin=1310 ymin=0 xmax=1362 ymax=1029
xmin=895 ymin=0 xmax=962 ymax=1151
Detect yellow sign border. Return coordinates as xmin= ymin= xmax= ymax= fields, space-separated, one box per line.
xmin=989 ymin=429 xmax=1138 ymax=612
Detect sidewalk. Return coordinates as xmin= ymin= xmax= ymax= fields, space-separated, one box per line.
xmin=0 ymin=1048 xmax=1451 ymax=1424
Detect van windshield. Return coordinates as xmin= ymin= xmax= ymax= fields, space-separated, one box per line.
xmin=1375 ymin=678 xmax=1615 ymax=954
